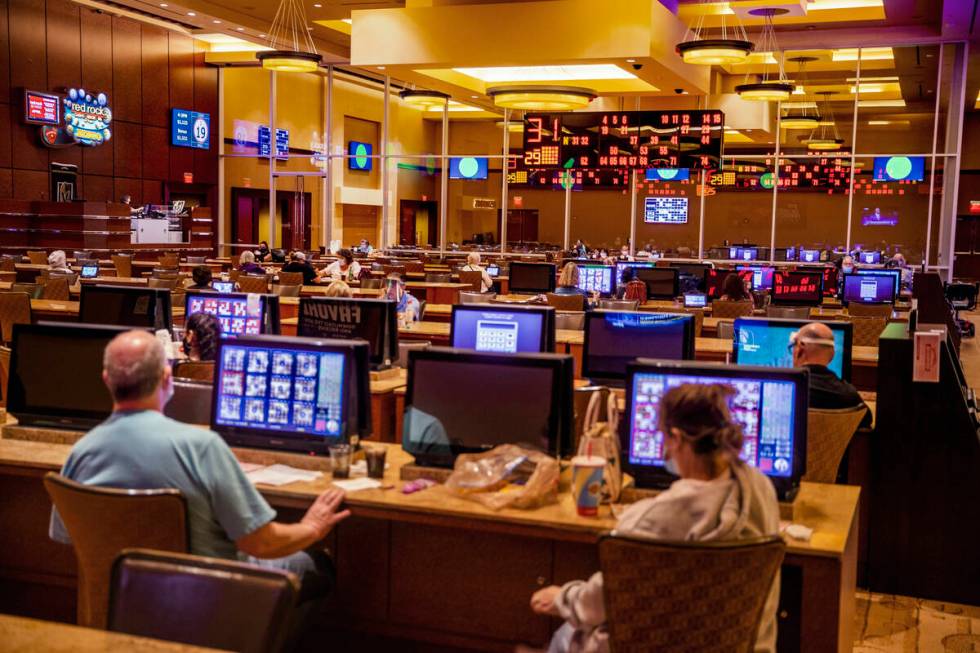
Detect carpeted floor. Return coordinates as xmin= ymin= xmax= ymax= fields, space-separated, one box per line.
xmin=854 ymin=591 xmax=980 ymax=652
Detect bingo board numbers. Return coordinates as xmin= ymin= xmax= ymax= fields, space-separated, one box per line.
xmin=523 ymin=111 xmax=725 ymax=172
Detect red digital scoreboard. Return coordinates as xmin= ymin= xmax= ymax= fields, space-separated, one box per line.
xmin=24 ymin=90 xmax=60 ymax=126
xmin=522 ymin=110 xmax=725 ymax=171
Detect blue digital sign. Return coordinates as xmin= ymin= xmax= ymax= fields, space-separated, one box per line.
xmin=258 ymin=126 xmax=289 ymax=159
xmin=449 ymin=156 xmax=488 ymax=180
xmin=873 ymin=156 xmax=924 ymax=182
xmin=171 ymin=109 xmax=210 ymax=150
xmin=348 ymin=141 xmax=373 ymax=171
xmin=645 ymin=168 xmax=690 ymax=182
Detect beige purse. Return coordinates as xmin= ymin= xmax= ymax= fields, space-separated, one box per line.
xmin=578 ymin=390 xmax=623 ymax=503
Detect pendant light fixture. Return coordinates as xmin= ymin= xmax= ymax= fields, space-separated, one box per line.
xmin=675 ymin=0 xmax=753 ymax=65
xmin=780 ymin=57 xmax=821 ymax=129
xmin=399 ymin=89 xmax=450 ymax=109
xmin=487 ymin=85 xmax=596 ymax=111
xmin=255 ymin=0 xmax=322 ymax=73
xmin=735 ymin=9 xmax=793 ymax=101
xmin=806 ymin=91 xmax=845 ymax=151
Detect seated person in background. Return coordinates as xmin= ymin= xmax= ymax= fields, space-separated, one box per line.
xmin=554 ymin=262 xmax=595 ymax=309
xmin=238 ymin=250 xmax=266 ymax=275
xmin=676 ymin=246 xmax=693 ymax=259
xmin=619 ymin=266 xmax=647 ymax=304
xmin=281 ymin=251 xmax=318 ymax=286
xmin=325 ymin=280 xmax=354 ymax=298
xmin=889 ymin=252 xmax=912 ymax=290
xmin=461 ymin=252 xmax=494 ymax=293
xmin=791 ymin=323 xmax=872 ymax=427
xmin=182 ymin=312 xmax=222 ymax=362
xmin=320 ymin=249 xmax=361 ymax=283
xmin=50 ymin=331 xmax=349 ymax=596
xmin=573 ymin=239 xmax=587 ymax=258
xmin=357 ymin=239 xmax=374 ymax=255
xmin=618 ymin=245 xmax=632 ymax=262
xmin=255 ymin=240 xmax=271 ymax=262
xmin=836 ymin=255 xmax=855 ymax=295
xmin=525 ymin=383 xmax=780 ymax=653
xmin=385 ymin=274 xmax=420 ymax=323
xmin=187 ymin=265 xmax=214 ymax=291
xmin=48 ymin=250 xmax=71 ymax=273
xmin=719 ymin=272 xmax=752 ymax=302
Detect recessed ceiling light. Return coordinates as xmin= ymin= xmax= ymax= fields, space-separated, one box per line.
xmin=236 ymin=27 xmax=244 ymax=31
xmin=187 ymin=11 xmax=195 ymax=16
xmin=455 ymin=64 xmax=635 ymax=82
xmin=213 ymin=19 xmax=221 ymax=24
xmin=470 ymin=95 xmax=478 ymax=98
xmin=626 ymin=59 xmax=636 ymax=63
xmin=159 ymin=2 xmax=168 ymax=6
xmin=377 ymin=66 xmax=386 ymax=70
xmin=313 ymin=2 xmax=322 ymax=6
xmin=259 ymin=33 xmax=266 ymax=37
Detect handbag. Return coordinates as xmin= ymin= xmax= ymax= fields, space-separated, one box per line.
xmin=577 ymin=390 xmax=623 ymax=503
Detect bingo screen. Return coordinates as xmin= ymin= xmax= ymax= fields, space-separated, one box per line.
xmin=186 ymin=293 xmax=263 ymax=337
xmin=628 ymin=372 xmax=797 ymax=477
xmin=772 ymin=271 xmax=822 ymax=304
xmin=215 ymin=344 xmax=345 ymax=437
xmin=577 ymin=265 xmax=614 ymax=295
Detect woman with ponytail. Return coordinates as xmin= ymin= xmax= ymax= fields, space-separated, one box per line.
xmin=524 ymin=383 xmax=781 ymax=653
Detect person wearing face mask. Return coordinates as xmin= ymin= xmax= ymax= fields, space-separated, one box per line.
xmin=837 ymin=255 xmax=856 ymax=296
xmin=523 ymin=383 xmax=781 ymax=653
xmin=384 ymin=274 xmax=421 ymax=323
xmin=49 ymin=330 xmax=350 ymax=604
xmin=181 ymin=312 xmax=221 ymax=361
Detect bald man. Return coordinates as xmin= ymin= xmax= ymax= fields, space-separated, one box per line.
xmin=791 ymin=322 xmax=871 ymax=426
xmin=50 ymin=330 xmax=349 ymax=588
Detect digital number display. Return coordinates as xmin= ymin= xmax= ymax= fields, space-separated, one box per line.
xmin=171 ymin=109 xmax=210 ymax=150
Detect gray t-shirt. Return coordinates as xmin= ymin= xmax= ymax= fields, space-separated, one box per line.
xmin=49 ymin=410 xmax=275 ymax=559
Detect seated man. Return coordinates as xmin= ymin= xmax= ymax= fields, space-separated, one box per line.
xmin=50 ymin=330 xmax=349 ymax=592
xmin=187 ymin=265 xmax=214 ymax=291
xmin=281 ymin=251 xmax=318 ymax=286
xmin=791 ymin=322 xmax=872 ymax=427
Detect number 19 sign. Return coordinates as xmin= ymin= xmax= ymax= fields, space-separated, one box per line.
xmin=171 ymin=108 xmax=210 ymax=150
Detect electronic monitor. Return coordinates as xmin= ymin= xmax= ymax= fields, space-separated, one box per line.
xmin=402 ymin=348 xmax=574 ymax=468
xmin=212 ymin=281 xmax=235 ymax=293
xmin=705 ymin=269 xmax=754 ymax=299
xmin=770 ymin=271 xmax=823 ymax=306
xmin=297 ymin=297 xmax=398 ymax=368
xmin=582 ymin=311 xmax=694 ymax=385
xmin=669 ymin=262 xmax=711 ymax=294
xmin=449 ymin=157 xmax=489 ymax=180
xmin=842 ymin=273 xmax=897 ymax=305
xmin=643 ymin=196 xmax=688 ymax=224
xmin=733 ymin=317 xmax=853 ymax=381
xmin=185 ymin=292 xmax=281 ymax=338
xmin=729 ymin=247 xmax=759 ymax=261
xmin=509 ymin=262 xmax=557 ymax=294
xmin=486 ymin=263 xmax=500 ymax=278
xmin=683 ymin=293 xmax=707 ymax=309
xmin=7 ymin=322 xmax=148 ymax=429
xmin=622 ymin=359 xmax=808 ymax=500
xmin=737 ymin=266 xmax=775 ymax=291
xmin=576 ymin=264 xmax=615 ymax=296
xmin=873 ymin=156 xmax=925 ymax=182
xmin=635 ymin=267 xmax=679 ymax=299
xmin=211 ymin=335 xmax=372 ymax=455
xmin=784 ymin=247 xmax=797 ymax=262
xmin=859 ymin=251 xmax=882 ymax=265
xmin=80 ymin=265 xmax=99 ymax=279
xmin=799 ymin=249 xmax=821 ymax=263
xmin=615 ymin=261 xmax=655 ymax=286
xmin=450 ymin=304 xmax=555 ymax=354
xmin=856 ymin=268 xmax=900 ymax=295
xmin=79 ymin=285 xmax=173 ymax=332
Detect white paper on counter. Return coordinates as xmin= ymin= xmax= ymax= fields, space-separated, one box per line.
xmin=247 ymin=464 xmax=322 ymax=487
xmin=331 ymin=477 xmax=383 ymax=492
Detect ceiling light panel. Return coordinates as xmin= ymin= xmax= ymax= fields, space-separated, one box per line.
xmin=454 ymin=65 xmax=635 ymax=83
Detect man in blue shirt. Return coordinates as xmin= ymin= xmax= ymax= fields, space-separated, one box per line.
xmin=50 ymin=330 xmax=349 ymax=583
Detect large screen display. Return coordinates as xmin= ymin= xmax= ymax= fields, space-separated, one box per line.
xmin=873 ymin=156 xmax=925 ymax=182
xmin=735 ymin=319 xmax=848 ymax=379
xmin=449 ymin=157 xmax=489 ymax=180
xmin=171 ymin=109 xmax=210 ymax=150
xmin=186 ymin=292 xmax=263 ymax=337
xmin=451 ymin=308 xmax=547 ymax=354
xmin=861 ymin=207 xmax=899 ymax=226
xmin=577 ymin=264 xmax=614 ymax=295
xmin=645 ymin=168 xmax=690 ymax=182
xmin=348 ymin=141 xmax=373 ymax=171
xmin=25 ymin=90 xmax=60 ymax=125
xmin=843 ymin=274 xmax=897 ymax=304
xmin=644 ymin=197 xmax=688 ymax=224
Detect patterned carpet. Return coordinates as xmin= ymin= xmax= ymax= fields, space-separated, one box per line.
xmin=854 ymin=591 xmax=980 ymax=652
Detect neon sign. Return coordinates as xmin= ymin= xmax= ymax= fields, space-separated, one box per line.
xmin=62 ymin=88 xmax=112 ymax=146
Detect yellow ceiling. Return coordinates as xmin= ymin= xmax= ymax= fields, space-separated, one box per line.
xmin=679 ymin=0 xmax=887 ymax=28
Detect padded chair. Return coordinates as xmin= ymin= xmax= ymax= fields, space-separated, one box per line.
xmin=275 ymin=284 xmax=302 ymax=298
xmin=0 ymin=255 xmax=17 ymax=272
xmin=361 ymin=277 xmax=383 ymax=290
xmin=0 ymin=345 xmax=10 ymax=407
xmin=238 ymin=275 xmax=271 ymax=294
xmin=679 ymin=308 xmax=705 ymax=338
xmin=600 ymin=533 xmax=785 ymax=653
xmin=555 ymin=311 xmax=586 ymax=331
xmin=382 ymin=264 xmax=407 ymax=277
xmin=711 ymin=299 xmax=755 ymax=319
xmin=73 ymin=250 xmax=93 ymax=261
xmin=848 ymin=315 xmax=887 ymax=347
xmin=111 ymin=254 xmax=133 ymax=279
xmin=39 ymin=275 xmax=71 ymax=301
xmin=277 ymin=271 xmax=304 ymax=287
xmin=228 ymin=269 xmax=241 ymax=284
xmin=148 ymin=277 xmax=180 ymax=290
xmin=10 ymin=282 xmax=40 ymax=299
xmin=458 ymin=270 xmax=484 ymax=293
xmin=398 ymin=340 xmax=431 ymax=368
xmin=804 ymin=406 xmax=869 ymax=484
xmin=405 ymin=260 xmax=425 ymax=274
xmin=546 ymin=292 xmax=586 ymax=312
xmin=0 ymin=292 xmax=33 ymax=344
xmin=109 ymin=549 xmax=299 ymax=653
xmin=172 ymin=360 xmax=215 ymax=382
xmin=766 ymin=305 xmax=812 ymax=319
xmin=43 ymin=473 xmax=188 ymax=629
xmin=599 ymin=299 xmax=639 ymax=311
xmin=163 ymin=380 xmax=214 ymax=425
xmin=27 ymin=250 xmax=48 ymax=265
xmin=417 ymin=299 xmax=427 ymax=321
xmin=151 ymin=268 xmax=181 ymax=280
xmin=459 ymin=291 xmax=494 ymax=305
xmin=185 ymin=256 xmax=206 ymax=265
xmin=847 ymin=302 xmax=893 ymax=319
xmin=716 ymin=319 xmax=735 ymax=342
xmin=158 ymin=253 xmax=179 ymax=268
xmin=425 ymin=272 xmax=452 ymax=283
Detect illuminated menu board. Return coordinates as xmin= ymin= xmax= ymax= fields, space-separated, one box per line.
xmin=25 ymin=90 xmax=60 ymax=125
xmin=523 ymin=111 xmax=725 ymax=171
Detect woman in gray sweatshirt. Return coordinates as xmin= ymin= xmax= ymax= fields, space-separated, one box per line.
xmin=526 ymin=383 xmax=782 ymax=653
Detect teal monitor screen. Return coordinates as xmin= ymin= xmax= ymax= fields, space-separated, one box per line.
xmin=348 ymin=141 xmax=373 ymax=171
xmin=449 ymin=157 xmax=489 ymax=180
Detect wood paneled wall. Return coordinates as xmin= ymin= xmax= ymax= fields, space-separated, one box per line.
xmin=0 ymin=0 xmax=217 ymax=204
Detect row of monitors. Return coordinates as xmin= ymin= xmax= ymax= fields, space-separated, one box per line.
xmin=7 ymin=320 xmax=811 ymax=499
xmin=730 ymin=247 xmax=884 ymax=265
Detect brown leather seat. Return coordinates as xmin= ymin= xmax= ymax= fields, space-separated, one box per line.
xmin=238 ymin=274 xmax=271 ymax=294
xmin=361 ymin=277 xmax=382 ymax=290
xmin=847 ymin=315 xmax=887 ymax=347
xmin=109 ymin=549 xmax=300 ymax=653
xmin=0 ymin=255 xmax=16 ymax=272
xmin=425 ymin=272 xmax=452 ymax=283
xmin=805 ymin=406 xmax=869 ymax=483
xmin=711 ymin=299 xmax=755 ymax=319
xmin=159 ymin=253 xmax=180 ymax=268
xmin=600 ymin=533 xmax=785 ymax=652
xmin=277 ymin=271 xmax=304 ymax=287
xmin=147 ymin=277 xmax=180 ymax=290
xmin=111 ymin=254 xmax=133 ymax=279
xmin=275 ymin=284 xmax=302 ymax=297
xmin=458 ymin=270 xmax=484 ymax=292
xmin=847 ymin=302 xmax=893 ymax=319
xmin=42 ymin=473 xmax=188 ymax=629
xmin=0 ymin=292 xmax=33 ymax=344
xmin=546 ymin=292 xmax=585 ymax=312
xmin=27 ymin=250 xmax=48 ymax=265
xmin=39 ymin=275 xmax=71 ymax=300
xmin=172 ymin=360 xmax=215 ymax=382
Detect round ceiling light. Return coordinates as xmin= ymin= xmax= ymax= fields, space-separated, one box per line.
xmin=487 ymin=85 xmax=596 ymax=111
xmin=399 ymin=89 xmax=449 ymax=109
xmin=736 ymin=81 xmax=795 ymax=101
xmin=806 ymin=138 xmax=845 ymax=151
xmin=256 ymin=50 xmax=321 ymax=73
xmin=780 ymin=112 xmax=822 ymax=129
xmin=256 ymin=0 xmax=322 ymax=73
xmin=676 ymin=39 xmax=753 ymax=65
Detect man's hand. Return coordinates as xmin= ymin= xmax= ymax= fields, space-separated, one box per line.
xmin=530 ymin=585 xmax=562 ymax=616
xmin=300 ymin=488 xmax=351 ymax=540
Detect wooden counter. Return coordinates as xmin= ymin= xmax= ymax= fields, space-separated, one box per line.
xmin=0 ymin=614 xmax=225 ymax=652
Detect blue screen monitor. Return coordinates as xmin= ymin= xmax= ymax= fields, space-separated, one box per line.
xmin=449 ymin=157 xmax=489 ymax=180
xmin=644 ymin=197 xmax=688 ymax=224
xmin=622 ymin=359 xmax=808 ymax=500
xmin=348 ymin=141 xmax=373 ymax=171
xmin=800 ymin=249 xmax=821 ymax=263
xmin=186 ymin=292 xmax=277 ymax=338
xmin=212 ymin=281 xmax=235 ymax=293
xmin=683 ymin=293 xmax=707 ymax=308
xmin=615 ymin=261 xmax=655 ymax=286
xmin=734 ymin=317 xmax=853 ymax=381
xmin=80 ymin=265 xmax=99 ymax=279
xmin=577 ymin=264 xmax=615 ymax=296
xmin=859 ymin=251 xmax=881 ymax=265
xmin=873 ymin=156 xmax=925 ymax=182
xmin=645 ymin=168 xmax=690 ymax=182
xmin=856 ymin=268 xmax=900 ymax=295
xmin=486 ymin=263 xmax=500 ymax=278
xmin=450 ymin=304 xmax=555 ymax=353
xmin=729 ymin=247 xmax=758 ymax=261
xmin=171 ymin=109 xmax=210 ymax=150
xmin=737 ymin=266 xmax=775 ymax=291
xmin=583 ymin=311 xmax=694 ymax=384
xmin=784 ymin=247 xmax=797 ymax=261
xmin=842 ymin=273 xmax=897 ymax=305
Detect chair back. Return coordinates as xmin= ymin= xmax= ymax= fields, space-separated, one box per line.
xmin=274 ymin=284 xmax=301 ymax=297
xmin=458 ymin=270 xmax=484 ymax=292
xmin=159 ymin=253 xmax=179 ymax=268
xmin=238 ymin=275 xmax=271 ymax=294
xmin=599 ymin=299 xmax=639 ymax=311
xmin=716 ymin=319 xmax=735 ymax=341
xmin=111 ymin=254 xmax=133 ymax=279
xmin=110 ymin=549 xmax=299 ymax=653
xmin=405 ymin=260 xmax=425 ymax=274
xmin=600 ymin=533 xmax=785 ymax=653
xmin=847 ymin=302 xmax=892 ymax=319
xmin=228 ymin=269 xmax=241 ymax=283
xmin=10 ymin=282 xmax=40 ymax=298
xmin=847 ymin=315 xmax=887 ymax=347
xmin=73 ymin=250 xmax=93 ymax=261
xmin=678 ymin=308 xmax=705 ymax=337
xmin=163 ymin=380 xmax=214 ymax=425
xmin=148 ymin=277 xmax=180 ymax=290
xmin=39 ymin=275 xmax=71 ymax=300
xmin=766 ymin=305 xmax=811 ymax=319
xmin=459 ymin=291 xmax=493 ymax=305
xmin=398 ymin=340 xmax=431 ymax=368
xmin=27 ymin=250 xmax=48 ymax=265
xmin=277 ymin=271 xmax=304 ymax=287
xmin=151 ymin=267 xmax=181 ymax=280
xmin=425 ymin=272 xmax=452 ymax=283
xmin=0 ymin=292 xmax=33 ymax=344
xmin=546 ymin=292 xmax=585 ymax=312
xmin=0 ymin=345 xmax=10 ymax=406
xmin=361 ymin=277 xmax=382 ymax=290
xmin=804 ymin=406 xmax=868 ymax=483
xmin=383 ymin=264 xmax=406 ymax=277
xmin=186 ymin=256 xmax=206 ymax=264
xmin=172 ymin=360 xmax=215 ymax=382
xmin=43 ymin=473 xmax=188 ymax=629
xmin=555 ymin=311 xmax=586 ymax=331
xmin=711 ymin=299 xmax=755 ymax=319
xmin=0 ymin=255 xmax=17 ymax=272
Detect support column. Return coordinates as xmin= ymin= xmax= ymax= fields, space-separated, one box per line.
xmin=440 ymin=100 xmax=449 ymax=252
xmin=268 ymin=70 xmax=277 ymax=248
xmin=500 ymin=109 xmax=510 ymax=254
xmin=629 ymin=170 xmax=637 ymax=257
xmin=381 ymin=75 xmax=390 ymax=249
xmin=323 ymin=66 xmax=333 ymax=251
